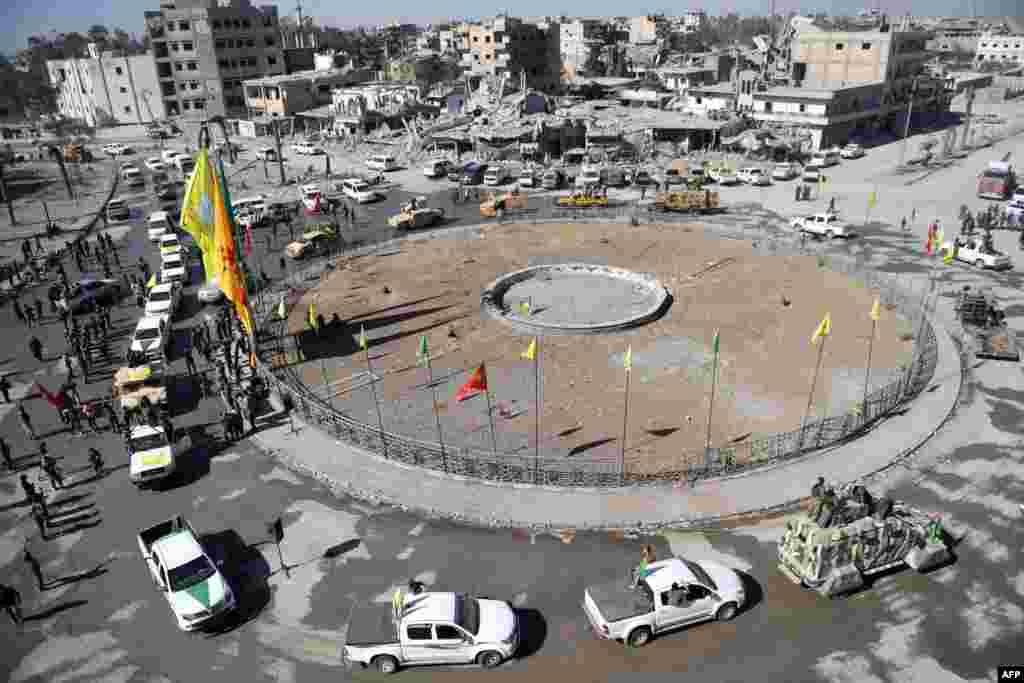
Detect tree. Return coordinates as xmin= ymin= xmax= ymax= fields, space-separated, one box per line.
xmin=88 ymin=25 xmax=109 ymax=42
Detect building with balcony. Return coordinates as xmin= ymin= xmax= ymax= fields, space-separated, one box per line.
xmin=385 ymin=53 xmax=460 ymax=85
xmin=975 ymin=32 xmax=1024 ymax=67
xmin=560 ymin=19 xmax=607 ymax=80
xmin=790 ymin=26 xmax=932 ymax=89
xmin=46 ymin=44 xmax=165 ymax=127
xmin=457 ymin=16 xmax=560 ymax=92
xmin=329 ymin=83 xmax=421 ymax=134
xmin=682 ymin=10 xmax=706 ymax=34
xmin=243 ymin=67 xmax=372 ymax=117
xmin=144 ymin=0 xmax=285 ymax=119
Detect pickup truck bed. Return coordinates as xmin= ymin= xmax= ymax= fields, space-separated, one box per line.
xmin=346 ymin=604 xmax=399 ymax=646
xmin=139 ymin=516 xmax=187 ymax=550
xmin=587 ymin=581 xmax=653 ymax=623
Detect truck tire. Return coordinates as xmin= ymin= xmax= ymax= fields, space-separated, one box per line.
xmin=825 ymin=230 xmax=836 ymax=239
xmin=373 ymin=655 xmax=398 ymax=674
xmin=626 ymin=626 xmax=652 ymax=647
xmin=478 ymin=650 xmax=504 ymax=669
xmin=975 ymin=260 xmax=985 ymax=268
xmin=715 ymin=602 xmax=739 ymax=621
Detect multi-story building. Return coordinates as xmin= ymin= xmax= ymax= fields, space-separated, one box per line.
xmin=629 ymin=15 xmax=664 ymax=45
xmin=457 ymin=16 xmax=560 ymax=92
xmin=682 ymin=10 xmax=706 ymax=34
xmin=790 ymin=26 xmax=932 ymax=87
xmin=385 ymin=53 xmax=460 ymax=85
xmin=560 ymin=19 xmax=607 ymax=80
xmin=243 ymin=67 xmax=372 ymax=117
xmin=975 ymin=32 xmax=1024 ymax=67
xmin=47 ymin=44 xmax=166 ymax=126
xmin=144 ymin=0 xmax=285 ymax=119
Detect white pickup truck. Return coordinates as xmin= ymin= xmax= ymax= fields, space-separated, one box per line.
xmin=128 ymin=424 xmax=176 ymax=487
xmin=582 ymin=556 xmax=746 ymax=647
xmin=791 ymin=211 xmax=854 ymax=239
xmin=343 ymin=591 xmax=518 ymax=674
xmin=137 ymin=516 xmax=235 ymax=631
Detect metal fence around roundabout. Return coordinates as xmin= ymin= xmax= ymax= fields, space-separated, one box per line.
xmin=249 ymin=209 xmax=941 ymax=488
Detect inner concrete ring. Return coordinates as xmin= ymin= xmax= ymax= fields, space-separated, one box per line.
xmin=481 ymin=262 xmax=673 ymax=335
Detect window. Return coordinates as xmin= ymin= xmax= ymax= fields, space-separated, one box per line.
xmin=764 ymin=101 xmax=773 ymax=113
xmin=189 ymin=81 xmax=199 ymax=90
xmin=175 ymin=63 xmax=184 ymax=71
xmin=182 ymin=101 xmax=191 ymax=110
xmin=265 ymin=36 xmax=275 ymax=46
xmin=435 ymin=625 xmax=463 ymax=640
xmin=835 ymin=43 xmax=844 ymax=50
xmin=212 ymin=20 xmax=221 ymax=29
xmin=798 ymin=103 xmax=806 ymax=112
xmin=216 ymin=40 xmax=225 ymax=49
xmin=267 ymin=55 xmax=277 ymax=66
xmin=193 ymin=99 xmax=205 ymax=109
xmin=406 ymin=625 xmax=431 ymax=640
xmin=123 ymin=106 xmax=132 ymax=113
xmin=861 ymin=42 xmax=871 ymax=50
xmin=178 ymin=21 xmax=190 ymax=31
xmin=182 ymin=41 xmax=193 ymax=50
xmin=119 ymin=86 xmax=128 ymax=93
xmin=187 ymin=62 xmax=198 ymax=71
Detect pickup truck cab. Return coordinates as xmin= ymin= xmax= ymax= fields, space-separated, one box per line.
xmin=107 ymin=198 xmax=130 ymax=222
xmin=121 ymin=165 xmax=144 ymax=187
xmin=128 ymin=424 xmax=176 ymax=486
xmin=484 ymin=165 xmax=510 ymax=186
xmin=423 ymin=159 xmax=453 ymax=178
xmin=137 ymin=516 xmax=235 ymax=630
xmin=147 ymin=211 xmax=172 ymax=242
xmin=160 ymin=253 xmax=190 ymax=286
xmin=344 ymin=591 xmax=518 ymax=674
xmin=131 ymin=314 xmax=170 ymax=363
xmin=340 ymin=178 xmax=381 ymax=203
xmin=943 ymin=237 xmax=1012 ymax=269
xmin=145 ymin=282 xmax=181 ymax=318
xmin=792 ymin=211 xmax=853 ymax=239
xmin=583 ymin=556 xmax=745 ymax=648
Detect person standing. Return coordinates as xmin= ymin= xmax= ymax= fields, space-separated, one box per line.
xmin=0 ymin=374 xmax=11 ymax=403
xmin=1 ymin=583 xmax=23 ymax=626
xmin=31 ymin=501 xmax=48 ymax=540
xmin=33 ymin=298 xmax=43 ymax=322
xmin=23 ymin=548 xmax=45 ymax=591
xmin=62 ymin=353 xmax=75 ymax=378
xmin=28 ymin=336 xmax=42 ymax=362
xmin=0 ymin=436 xmax=13 ymax=470
xmin=18 ymin=403 xmax=36 ymax=440
xmin=87 ymin=448 xmax=104 ymax=477
xmin=19 ymin=474 xmax=39 ymax=505
xmin=82 ymin=401 xmax=99 ymax=433
xmin=105 ymin=402 xmax=122 ymax=433
xmin=184 ymin=345 xmax=197 ymax=377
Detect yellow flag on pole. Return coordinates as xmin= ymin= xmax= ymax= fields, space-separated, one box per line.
xmin=519 ymin=300 xmax=531 ymax=316
xmin=146 ymin=273 xmax=156 ymax=289
xmin=870 ymin=298 xmax=881 ymax=322
xmin=811 ymin=313 xmax=831 ymax=345
xmin=868 ymin=190 xmax=877 ymax=209
xmin=179 ymin=148 xmax=218 ymax=280
xmin=624 ymin=345 xmax=632 ymax=373
xmin=359 ymin=324 xmax=368 ymax=351
xmin=210 ymin=157 xmax=253 ymax=336
xmin=307 ymin=301 xmax=317 ymax=329
xmin=521 ymin=338 xmax=537 ymax=361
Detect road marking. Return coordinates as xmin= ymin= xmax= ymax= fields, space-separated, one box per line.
xmin=395 ymin=545 xmax=414 ymax=560
xmin=408 ymin=522 xmax=426 ymax=536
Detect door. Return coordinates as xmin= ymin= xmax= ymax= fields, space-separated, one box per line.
xmin=680 ymin=584 xmax=718 ymax=622
xmin=432 ymin=623 xmax=473 ymax=664
xmin=402 ymin=623 xmax=449 ymax=665
xmin=654 ymin=587 xmax=700 ymax=631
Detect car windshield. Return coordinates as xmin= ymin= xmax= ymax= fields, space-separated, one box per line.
xmin=166 ymin=556 xmax=216 ymax=592
xmin=130 ymin=432 xmax=168 ymax=451
xmin=454 ymin=595 xmax=480 ymax=635
xmin=149 ymin=291 xmax=171 ymax=302
xmin=983 ymin=169 xmax=1010 ymax=179
xmin=683 ymin=560 xmax=718 ymax=590
xmin=109 ymin=202 xmax=125 ymax=209
xmin=136 ymin=327 xmax=161 ymax=341
xmin=350 ymin=183 xmax=368 ymax=191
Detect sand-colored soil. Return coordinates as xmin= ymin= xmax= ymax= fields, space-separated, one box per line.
xmin=284 ymin=222 xmax=913 ymax=473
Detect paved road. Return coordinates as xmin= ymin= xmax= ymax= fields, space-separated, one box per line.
xmin=0 ymin=117 xmax=1022 ymax=683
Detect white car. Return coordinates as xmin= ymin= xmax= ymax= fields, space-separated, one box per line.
xmin=792 ymin=212 xmax=853 ymax=238
xmin=159 ymin=232 xmax=183 ymax=257
xmin=583 ymin=556 xmax=745 ymax=648
xmin=943 ymin=237 xmax=1012 ymax=270
xmin=137 ymin=516 xmax=235 ymax=631
xmin=160 ymin=253 xmax=190 ymax=285
xmin=575 ymin=167 xmax=602 ymax=189
xmin=161 ymin=149 xmax=184 ymax=165
xmin=366 ymin=154 xmax=398 ymax=172
xmin=737 ymin=167 xmax=771 ymax=186
xmin=128 ymin=424 xmax=176 ymax=486
xmin=802 ymin=167 xmax=823 ymax=183
xmin=131 ymin=315 xmax=171 ymax=362
xmin=343 ymin=591 xmax=518 ymax=674
xmin=1005 ymin=193 xmax=1024 ymax=220
xmin=772 ymin=162 xmax=801 ymax=181
xmin=339 ymin=178 xmax=381 ymax=203
xmin=145 ymin=283 xmax=180 ymax=318
xmin=423 ymin=159 xmax=452 ymax=178
xmin=255 ymin=147 xmax=277 ymax=161
xmin=145 ymin=157 xmax=166 ymax=172
xmin=840 ymin=144 xmax=865 ymax=159
xmin=292 ymin=143 xmax=323 ymax=156
xmin=103 ymin=143 xmax=129 ymax=156
xmin=197 ymin=279 xmax=223 ymax=304
xmin=147 ymin=211 xmax=172 ymax=242
xmin=708 ymin=167 xmax=740 ymax=185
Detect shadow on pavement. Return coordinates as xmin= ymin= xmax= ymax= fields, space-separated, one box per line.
xmin=48 ymin=565 xmax=109 ymax=588
xmin=200 ymin=529 xmax=272 ymax=637
xmin=736 ymin=571 xmax=764 ymax=615
xmin=47 ymin=517 xmax=102 ymax=538
xmin=512 ymin=608 xmax=547 ymax=659
xmin=23 ymin=599 xmax=88 ymax=621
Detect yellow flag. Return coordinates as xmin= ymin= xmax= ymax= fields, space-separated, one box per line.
xmin=624 ymin=345 xmax=632 ymax=373
xmin=210 ymin=157 xmax=253 ymax=336
xmin=307 ymin=301 xmax=317 ymax=329
xmin=276 ymin=296 xmax=286 ymax=320
xmin=934 ymin=229 xmax=944 ymax=250
xmin=944 ymin=243 xmax=957 ymax=264
xmin=392 ymin=588 xmax=403 ymax=613
xmin=868 ymin=191 xmax=877 ymax=209
xmin=146 ymin=273 xmax=156 ymax=289
xmin=359 ymin=324 xmax=368 ymax=351
xmin=811 ymin=312 xmax=831 ymax=344
xmin=519 ymin=300 xmax=531 ymax=316
xmin=869 ymin=298 xmax=881 ymax=322
xmin=521 ymin=338 xmax=537 ymax=361
xmin=179 ymin=148 xmax=217 ymax=280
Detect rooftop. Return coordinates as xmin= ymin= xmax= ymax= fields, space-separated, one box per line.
xmin=753 ymin=81 xmax=885 ymax=100
xmin=400 ymin=592 xmax=456 ymax=624
xmin=152 ymin=530 xmax=203 ymax=566
xmin=243 ymin=67 xmax=359 ymax=87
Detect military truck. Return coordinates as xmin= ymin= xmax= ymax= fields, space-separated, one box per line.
xmin=650 ymin=190 xmax=721 ymax=214
xmin=777 ymin=484 xmax=950 ymax=597
xmin=112 ymin=364 xmax=167 ymax=411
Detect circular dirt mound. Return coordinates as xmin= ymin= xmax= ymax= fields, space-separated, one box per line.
xmin=482 ymin=263 xmax=671 ymax=335
xmin=288 ymin=222 xmax=913 ymax=474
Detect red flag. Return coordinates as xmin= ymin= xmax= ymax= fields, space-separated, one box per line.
xmin=454 ymin=363 xmax=488 ymax=402
xmin=34 ymin=382 xmax=65 ymax=411
xmin=244 ymin=222 xmax=253 ymax=257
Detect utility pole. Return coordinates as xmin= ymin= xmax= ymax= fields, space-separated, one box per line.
xmin=272 ymin=119 xmax=287 ymax=185
xmin=898 ymin=78 xmax=919 ymax=168
xmin=124 ymin=53 xmax=144 ymax=127
xmin=0 ymin=160 xmax=15 ymax=225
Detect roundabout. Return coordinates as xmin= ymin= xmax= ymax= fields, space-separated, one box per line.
xmin=272 ymin=219 xmax=929 ymax=483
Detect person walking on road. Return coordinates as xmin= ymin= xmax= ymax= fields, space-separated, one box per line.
xmin=87 ymin=448 xmax=104 ymax=477
xmin=82 ymin=402 xmax=99 ymax=433
xmin=184 ymin=346 xmax=197 ymax=377
xmin=18 ymin=403 xmax=36 ymax=440
xmin=23 ymin=548 xmax=45 ymax=591
xmin=31 ymin=502 xmax=48 ymax=540
xmin=40 ymin=450 xmax=63 ymax=490
xmin=20 ymin=474 xmax=39 ymax=505
xmin=12 ymin=300 xmax=26 ymax=325
xmin=0 ymin=436 xmax=13 ymax=470
xmin=28 ymin=336 xmax=43 ymax=362
xmin=105 ymin=402 xmax=122 ymax=433
xmin=62 ymin=353 xmax=74 ymax=378
xmin=1 ymin=583 xmax=23 ymax=626
xmin=0 ymin=374 xmax=11 ymax=403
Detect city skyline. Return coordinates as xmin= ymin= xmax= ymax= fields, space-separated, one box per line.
xmin=2 ymin=0 xmax=1019 ymax=54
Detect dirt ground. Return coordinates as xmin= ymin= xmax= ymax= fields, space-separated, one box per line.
xmin=284 ymin=222 xmax=913 ymax=473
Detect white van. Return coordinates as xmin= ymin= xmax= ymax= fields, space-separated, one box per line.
xmin=147 ymin=211 xmax=173 ymax=241
xmin=232 ymin=195 xmax=267 ymax=216
xmin=366 ymin=155 xmax=398 ymax=172
xmin=122 ymin=166 xmax=144 ymax=187
xmin=161 ymin=149 xmax=183 ymax=165
xmin=809 ymin=150 xmax=840 ymax=168
xmin=484 ymin=165 xmax=510 ymax=186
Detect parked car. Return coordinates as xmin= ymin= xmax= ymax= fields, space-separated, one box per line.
xmin=663 ymin=168 xmax=686 ymax=187
xmin=343 ymin=591 xmax=518 ymax=674
xmin=66 ymin=278 xmax=122 ymax=314
xmin=484 ymin=165 xmax=511 ymax=186
xmin=575 ymin=166 xmax=602 ymax=189
xmin=121 ymin=165 xmax=144 ymax=187
xmin=943 ymin=237 xmax=1012 ymax=269
xmin=137 ymin=516 xmax=235 ymax=630
xmin=172 ymin=154 xmax=194 ymax=174
xmin=145 ymin=282 xmax=180 ymax=318
xmin=106 ymin=198 xmax=130 ymax=222
xmin=340 ymin=178 xmax=382 ymax=203
xmin=791 ymin=211 xmax=853 ymax=239
xmin=632 ymin=169 xmax=654 ymax=186
xmin=285 ymin=226 xmax=338 ymax=259
xmin=772 ymin=162 xmax=801 ymax=181
xmin=292 ymin=143 xmax=323 ymax=156
xmin=518 ymin=168 xmax=537 ymax=188
xmin=708 ymin=166 xmax=740 ymax=185
xmin=148 ymin=211 xmax=173 ymax=242
xmin=802 ymin=167 xmax=823 ymax=183
xmin=130 ymin=315 xmax=171 ymax=363
xmin=197 ymin=279 xmax=224 ymax=304
xmin=737 ymin=167 xmax=771 ymax=186
xmin=583 ymin=556 xmax=745 ymax=648
xmin=161 ymin=149 xmax=184 ymax=165
xmin=112 ymin=364 xmax=166 ymax=411
xmin=160 ymin=253 xmax=190 ymax=285
xmin=840 ymin=143 xmax=866 ymax=159
xmin=255 ymin=146 xmax=278 ymax=161
xmin=366 ymin=154 xmax=398 ymax=171
xmin=423 ymin=159 xmax=453 ymax=178
xmin=158 ymin=232 xmax=184 ymax=258
xmin=102 ymin=143 xmax=131 ymax=157
xmin=541 ymin=168 xmax=564 ymax=189
xmin=809 ymin=149 xmax=841 ymax=168
xmin=145 ymin=157 xmax=166 ymax=172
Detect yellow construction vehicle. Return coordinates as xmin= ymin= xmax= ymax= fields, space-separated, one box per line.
xmin=479 ymin=191 xmax=529 ymax=217
xmin=651 ymin=190 xmax=721 ymax=214
xmin=555 ymin=191 xmax=609 ymax=208
xmin=62 ymin=143 xmax=92 ymax=163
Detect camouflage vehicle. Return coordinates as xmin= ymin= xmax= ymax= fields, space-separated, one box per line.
xmin=113 ymin=365 xmax=167 ymax=411
xmin=777 ymin=484 xmax=950 ymax=597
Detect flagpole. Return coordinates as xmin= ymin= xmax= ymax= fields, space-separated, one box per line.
xmin=484 ymin=386 xmax=498 ymax=455
xmin=424 ymin=353 xmax=447 ymax=473
xmin=620 ymin=367 xmax=631 ymax=485
xmin=704 ymin=338 xmax=719 ymax=463
xmin=365 ymin=347 xmax=388 ymax=458
xmin=319 ymin=357 xmax=333 ymax=409
xmin=903 ymin=262 xmax=936 ymax=399
xmin=801 ymin=337 xmax=827 ymax=451
xmin=533 ymin=340 xmax=541 ymax=481
xmin=863 ymin=317 xmax=877 ymax=419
